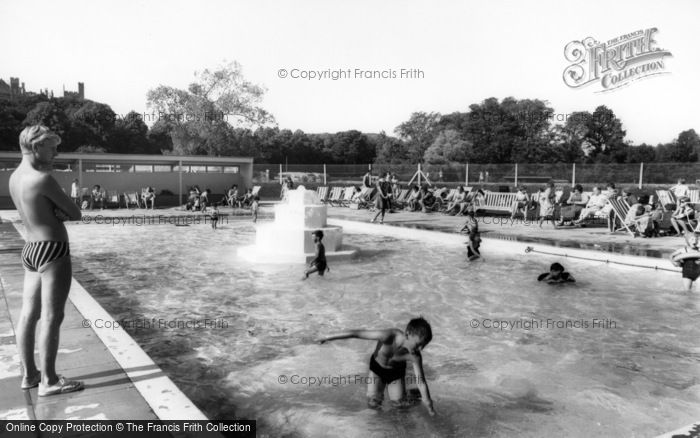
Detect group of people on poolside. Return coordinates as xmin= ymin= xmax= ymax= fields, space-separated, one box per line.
xmin=68 ymin=179 xmax=156 ymax=210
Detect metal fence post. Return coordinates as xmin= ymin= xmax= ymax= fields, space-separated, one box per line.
xmin=572 ymin=163 xmax=575 ymax=187
xmin=279 ymin=164 xmax=283 ymax=184
xmin=514 ymin=163 xmax=518 ymax=187
xmin=323 ymin=164 xmax=327 ymax=185
xmin=639 ymin=162 xmax=643 ymax=189
xmin=465 ymin=162 xmax=469 ymax=186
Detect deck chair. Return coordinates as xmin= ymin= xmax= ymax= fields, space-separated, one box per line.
xmin=105 ymin=190 xmax=121 ymax=208
xmin=656 ymin=190 xmax=676 ymax=210
xmin=124 ymin=192 xmax=142 ymax=209
xmin=316 ymin=186 xmax=329 ymax=203
xmin=392 ymin=189 xmax=409 ymax=208
xmin=689 ymin=189 xmax=700 ymax=205
xmin=339 ymin=186 xmax=356 ymax=207
xmin=607 ymin=198 xmax=635 ymax=237
xmin=327 ymin=187 xmax=344 ymax=206
xmin=251 ymin=186 xmax=262 ymax=197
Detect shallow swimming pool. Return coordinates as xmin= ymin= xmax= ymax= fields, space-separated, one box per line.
xmin=68 ymin=221 xmax=700 ymax=437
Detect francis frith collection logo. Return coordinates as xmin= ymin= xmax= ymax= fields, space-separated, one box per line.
xmin=563 ymin=28 xmax=672 ymax=92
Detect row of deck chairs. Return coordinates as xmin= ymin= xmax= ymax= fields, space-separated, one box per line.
xmin=316 ymin=186 xmax=375 ymax=208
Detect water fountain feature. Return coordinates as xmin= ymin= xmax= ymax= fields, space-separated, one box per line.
xmin=237 ymin=186 xmax=358 ymax=263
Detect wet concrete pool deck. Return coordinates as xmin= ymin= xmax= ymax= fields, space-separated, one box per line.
xmin=0 ymin=204 xmax=691 ymax=425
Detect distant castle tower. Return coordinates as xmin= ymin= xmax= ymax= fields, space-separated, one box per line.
xmin=63 ymin=82 xmax=85 ymax=100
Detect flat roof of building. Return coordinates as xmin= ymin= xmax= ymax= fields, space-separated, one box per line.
xmin=0 ymin=152 xmax=253 ymax=164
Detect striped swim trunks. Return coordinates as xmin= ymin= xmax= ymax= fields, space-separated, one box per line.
xmin=21 ymin=241 xmax=70 ymax=272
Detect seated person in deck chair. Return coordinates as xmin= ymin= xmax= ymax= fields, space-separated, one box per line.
xmin=670 ymin=178 xmax=690 ymax=199
xmin=445 ymin=186 xmax=467 ymax=215
xmin=624 ymin=201 xmax=654 ymax=237
xmin=510 ymin=186 xmax=531 ymax=220
xmin=89 ymin=185 xmax=104 ymax=210
xmin=227 ymin=185 xmax=239 ymax=207
xmin=418 ymin=186 xmax=436 ymax=212
xmin=557 ymin=184 xmax=588 ymax=226
xmin=241 ymin=188 xmax=254 ymax=208
xmin=141 ymin=186 xmax=155 ymax=209
xmin=574 ymin=187 xmax=607 ymax=224
xmin=405 ymin=185 xmax=421 ymax=211
xmin=671 ymin=197 xmax=696 ymax=237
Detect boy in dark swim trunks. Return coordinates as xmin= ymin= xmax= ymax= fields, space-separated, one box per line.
xmin=9 ymin=126 xmax=84 ymax=396
xmin=538 ymin=262 xmax=576 ymax=283
xmin=670 ymin=234 xmax=700 ymax=291
xmin=303 ymin=230 xmax=328 ymax=279
xmin=316 ymin=317 xmax=436 ymax=415
xmin=460 ymin=208 xmax=481 ymax=260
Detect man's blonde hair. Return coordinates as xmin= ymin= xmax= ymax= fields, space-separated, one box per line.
xmin=19 ymin=125 xmax=61 ymax=153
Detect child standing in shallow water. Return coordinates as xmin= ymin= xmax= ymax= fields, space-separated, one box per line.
xmin=303 ymin=230 xmax=328 ymax=279
xmin=316 ymin=317 xmax=436 ymax=415
xmin=251 ymin=195 xmax=259 ymax=223
xmin=460 ymin=209 xmax=481 ymax=260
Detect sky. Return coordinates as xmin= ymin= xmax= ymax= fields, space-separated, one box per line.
xmin=1 ymin=0 xmax=698 ymax=145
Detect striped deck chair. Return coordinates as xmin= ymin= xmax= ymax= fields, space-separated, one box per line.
xmin=607 ymin=198 xmax=635 ymax=237
xmin=656 ymin=190 xmax=676 ymax=210
xmin=105 ymin=190 xmax=121 ymax=208
xmin=124 ymin=192 xmax=141 ymax=209
xmin=251 ymin=186 xmax=262 ymax=197
xmin=316 ymin=186 xmax=329 ymax=203
xmin=393 ymin=189 xmax=409 ymax=208
xmin=688 ymin=189 xmax=700 ymax=205
xmin=327 ymin=187 xmax=344 ymax=206
xmin=339 ymin=186 xmax=356 ymax=207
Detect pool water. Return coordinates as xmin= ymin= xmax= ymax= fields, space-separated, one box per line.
xmin=68 ymin=222 xmax=700 ymax=437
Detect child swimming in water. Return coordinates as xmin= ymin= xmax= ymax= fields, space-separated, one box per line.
xmin=303 ymin=230 xmax=328 ymax=279
xmin=316 ymin=317 xmax=436 ymax=415
xmin=459 ymin=208 xmax=481 ymax=260
xmin=670 ymin=233 xmax=700 ymax=291
xmin=537 ymin=262 xmax=576 ymax=283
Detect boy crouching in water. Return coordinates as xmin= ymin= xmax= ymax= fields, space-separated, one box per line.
xmin=316 ymin=317 xmax=436 ymax=415
xmin=10 ymin=126 xmax=84 ymax=396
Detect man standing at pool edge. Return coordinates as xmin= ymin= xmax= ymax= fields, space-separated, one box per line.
xmin=10 ymin=125 xmax=84 ymax=396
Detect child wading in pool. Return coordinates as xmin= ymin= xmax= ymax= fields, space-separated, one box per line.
xmin=210 ymin=206 xmax=219 ymax=230
xmin=10 ymin=126 xmax=84 ymax=396
xmin=303 ymin=230 xmax=328 ymax=279
xmin=316 ymin=317 xmax=436 ymax=415
xmin=460 ymin=208 xmax=481 ymax=260
xmin=670 ymin=233 xmax=700 ymax=290
xmin=538 ymin=262 xmax=576 ymax=284
xmin=251 ymin=195 xmax=259 ymax=223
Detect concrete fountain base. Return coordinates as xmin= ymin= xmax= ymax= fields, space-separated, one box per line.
xmin=236 ymin=186 xmax=359 ymax=264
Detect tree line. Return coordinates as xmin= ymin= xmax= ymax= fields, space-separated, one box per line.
xmin=0 ymin=62 xmax=697 ymax=165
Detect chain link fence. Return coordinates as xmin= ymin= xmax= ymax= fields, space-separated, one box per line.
xmin=252 ymin=162 xmax=699 ymax=189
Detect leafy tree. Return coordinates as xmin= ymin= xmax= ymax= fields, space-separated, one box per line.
xmin=394 ymin=112 xmax=441 ymax=163
xmin=23 ymin=101 xmax=70 ymax=140
xmin=147 ymin=61 xmax=274 ymax=155
xmin=374 ymin=132 xmax=409 ymax=164
xmin=423 ymin=129 xmax=472 ymax=164
xmin=582 ymin=106 xmax=626 ymax=162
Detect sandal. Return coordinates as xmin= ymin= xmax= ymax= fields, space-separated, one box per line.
xmin=21 ymin=372 xmax=41 ymax=390
xmin=38 ymin=376 xmax=84 ymax=397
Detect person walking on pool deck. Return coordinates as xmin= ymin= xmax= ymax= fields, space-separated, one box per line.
xmin=371 ymin=172 xmax=392 ymax=224
xmin=9 ymin=125 xmax=84 ymax=396
xmin=316 ymin=317 xmax=436 ymax=415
